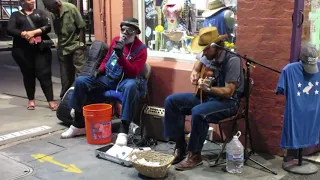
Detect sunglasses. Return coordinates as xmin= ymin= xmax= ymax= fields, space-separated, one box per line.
xmin=121 ymin=27 xmax=135 ymax=35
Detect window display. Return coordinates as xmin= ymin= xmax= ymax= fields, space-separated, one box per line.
xmin=0 ymin=0 xmax=22 ymax=19
xmin=138 ymin=0 xmax=238 ymax=59
xmin=301 ymin=0 xmax=320 ymax=62
xmin=303 ymin=0 xmax=320 ymax=51
xmin=202 ymin=0 xmax=235 ymax=42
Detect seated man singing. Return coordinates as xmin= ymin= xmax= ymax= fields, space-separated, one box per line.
xmin=61 ymin=18 xmax=147 ymax=146
xmin=164 ymin=27 xmax=244 ymax=170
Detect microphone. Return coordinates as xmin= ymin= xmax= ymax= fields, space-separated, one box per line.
xmin=211 ymin=42 xmax=230 ymax=52
xmin=211 ymin=42 xmax=256 ymax=68
xmin=113 ymin=35 xmax=127 ymax=57
xmin=118 ymin=35 xmax=127 ymax=43
xmin=211 ymin=42 xmax=238 ymax=57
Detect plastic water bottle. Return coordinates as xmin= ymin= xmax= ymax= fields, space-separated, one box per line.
xmin=226 ymin=131 xmax=244 ymax=174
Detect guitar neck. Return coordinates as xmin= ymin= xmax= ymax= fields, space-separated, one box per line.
xmin=195 ymin=65 xmax=206 ymax=94
xmin=200 ymin=65 xmax=206 ymax=78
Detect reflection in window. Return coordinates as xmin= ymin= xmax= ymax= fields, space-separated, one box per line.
xmin=142 ymin=0 xmax=237 ymax=56
xmin=305 ymin=0 xmax=320 ymax=51
xmin=0 ymin=0 xmax=21 ymax=20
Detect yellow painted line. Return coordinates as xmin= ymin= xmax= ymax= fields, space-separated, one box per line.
xmin=31 ymin=154 xmax=82 ymax=174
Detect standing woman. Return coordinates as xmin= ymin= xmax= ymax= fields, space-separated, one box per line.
xmin=7 ymin=0 xmax=58 ymax=110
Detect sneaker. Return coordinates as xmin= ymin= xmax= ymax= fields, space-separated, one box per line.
xmin=115 ymin=133 xmax=128 ymax=146
xmin=61 ymin=125 xmax=86 ymax=139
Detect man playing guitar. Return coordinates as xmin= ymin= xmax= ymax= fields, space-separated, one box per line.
xmin=163 ymin=27 xmax=244 ymax=170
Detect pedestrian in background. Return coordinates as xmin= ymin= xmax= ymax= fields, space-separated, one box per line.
xmin=42 ymin=0 xmax=87 ymax=99
xmin=7 ymin=0 xmax=58 ymax=111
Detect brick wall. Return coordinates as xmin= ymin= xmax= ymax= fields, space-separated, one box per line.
xmin=236 ymin=0 xmax=294 ymax=155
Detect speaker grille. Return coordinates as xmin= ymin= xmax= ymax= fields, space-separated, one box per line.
xmin=144 ymin=106 xmax=165 ymax=117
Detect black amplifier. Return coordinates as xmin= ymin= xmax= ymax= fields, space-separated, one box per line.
xmin=142 ymin=106 xmax=168 ymax=142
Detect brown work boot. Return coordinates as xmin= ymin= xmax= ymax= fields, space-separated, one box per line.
xmin=172 ymin=147 xmax=186 ymax=165
xmin=175 ymin=152 xmax=203 ymax=171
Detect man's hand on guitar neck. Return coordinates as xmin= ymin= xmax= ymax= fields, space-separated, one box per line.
xmin=190 ymin=70 xmax=200 ymax=85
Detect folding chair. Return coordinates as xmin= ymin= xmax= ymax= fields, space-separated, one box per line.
xmin=209 ymin=77 xmax=254 ymax=167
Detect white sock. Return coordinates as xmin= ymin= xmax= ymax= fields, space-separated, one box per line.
xmin=61 ymin=125 xmax=86 ymax=139
xmin=115 ymin=133 xmax=128 ymax=146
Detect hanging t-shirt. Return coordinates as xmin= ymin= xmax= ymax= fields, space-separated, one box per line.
xmin=276 ymin=61 xmax=320 ymax=149
xmin=203 ymin=9 xmax=233 ymax=42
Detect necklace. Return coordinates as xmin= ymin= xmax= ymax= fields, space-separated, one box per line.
xmin=123 ymin=39 xmax=135 ymax=59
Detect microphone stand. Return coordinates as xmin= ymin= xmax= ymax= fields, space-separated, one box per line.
xmin=213 ymin=44 xmax=280 ymax=175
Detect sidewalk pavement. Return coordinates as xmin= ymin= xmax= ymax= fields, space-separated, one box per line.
xmin=0 ymin=130 xmax=319 ymax=180
xmin=0 ymin=87 xmax=318 ymax=180
xmin=0 ymin=49 xmax=319 ymax=180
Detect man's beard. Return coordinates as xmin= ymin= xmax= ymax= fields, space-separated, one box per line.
xmin=205 ymin=49 xmax=220 ymax=62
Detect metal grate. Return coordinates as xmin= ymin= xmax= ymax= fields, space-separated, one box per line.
xmin=0 ymin=153 xmax=33 ymax=180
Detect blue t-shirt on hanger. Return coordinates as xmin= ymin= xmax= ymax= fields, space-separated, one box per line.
xmin=276 ymin=61 xmax=320 ymax=149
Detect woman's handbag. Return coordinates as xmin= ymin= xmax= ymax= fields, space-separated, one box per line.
xmin=33 ymin=36 xmax=53 ymax=49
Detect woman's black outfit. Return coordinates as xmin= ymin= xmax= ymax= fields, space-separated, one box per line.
xmin=7 ymin=9 xmax=54 ymax=101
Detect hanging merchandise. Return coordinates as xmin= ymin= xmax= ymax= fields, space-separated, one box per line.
xmin=161 ymin=0 xmax=190 ymax=53
xmin=145 ymin=0 xmax=158 ymax=48
xmin=202 ymin=0 xmax=236 ymax=42
xmin=276 ymin=42 xmax=320 ymax=149
xmin=181 ymin=0 xmax=191 ymax=32
xmin=226 ymin=131 xmax=244 ymax=174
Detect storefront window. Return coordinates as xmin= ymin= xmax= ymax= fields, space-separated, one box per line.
xmin=0 ymin=0 xmax=21 ymax=20
xmin=303 ymin=0 xmax=320 ymax=53
xmin=136 ymin=0 xmax=238 ymax=60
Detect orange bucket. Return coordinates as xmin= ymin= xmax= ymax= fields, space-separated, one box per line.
xmin=83 ymin=103 xmax=113 ymax=144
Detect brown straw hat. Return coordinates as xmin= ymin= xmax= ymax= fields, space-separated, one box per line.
xmin=190 ymin=27 xmax=227 ymax=53
xmin=202 ymin=0 xmax=228 ymax=18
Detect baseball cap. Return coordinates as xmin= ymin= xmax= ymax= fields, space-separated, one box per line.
xmin=299 ymin=42 xmax=319 ymax=74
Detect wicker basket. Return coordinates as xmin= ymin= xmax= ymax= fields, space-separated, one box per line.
xmin=128 ymin=150 xmax=175 ymax=178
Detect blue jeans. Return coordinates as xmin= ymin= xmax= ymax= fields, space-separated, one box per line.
xmin=70 ymin=75 xmax=140 ymax=128
xmin=164 ymin=93 xmax=239 ymax=152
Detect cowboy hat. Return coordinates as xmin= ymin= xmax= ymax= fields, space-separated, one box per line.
xmin=120 ymin=17 xmax=141 ymax=34
xmin=163 ymin=31 xmax=184 ymax=42
xmin=190 ymin=27 xmax=227 ymax=54
xmin=202 ymin=0 xmax=228 ymax=18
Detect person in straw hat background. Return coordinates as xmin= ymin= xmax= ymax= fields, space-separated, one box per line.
xmin=202 ymin=0 xmax=236 ymax=42
xmin=60 ymin=17 xmax=148 ymax=147
xmin=163 ymin=27 xmax=244 ymax=170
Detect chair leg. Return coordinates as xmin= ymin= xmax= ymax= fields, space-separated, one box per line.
xmin=231 ymin=119 xmax=238 ymax=134
xmin=210 ymin=138 xmax=228 ymax=167
xmin=210 ymin=119 xmax=238 ymax=167
xmin=219 ymin=124 xmax=224 ymax=143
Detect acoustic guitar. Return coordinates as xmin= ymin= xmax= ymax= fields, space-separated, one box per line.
xmin=194 ymin=64 xmax=215 ymax=103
